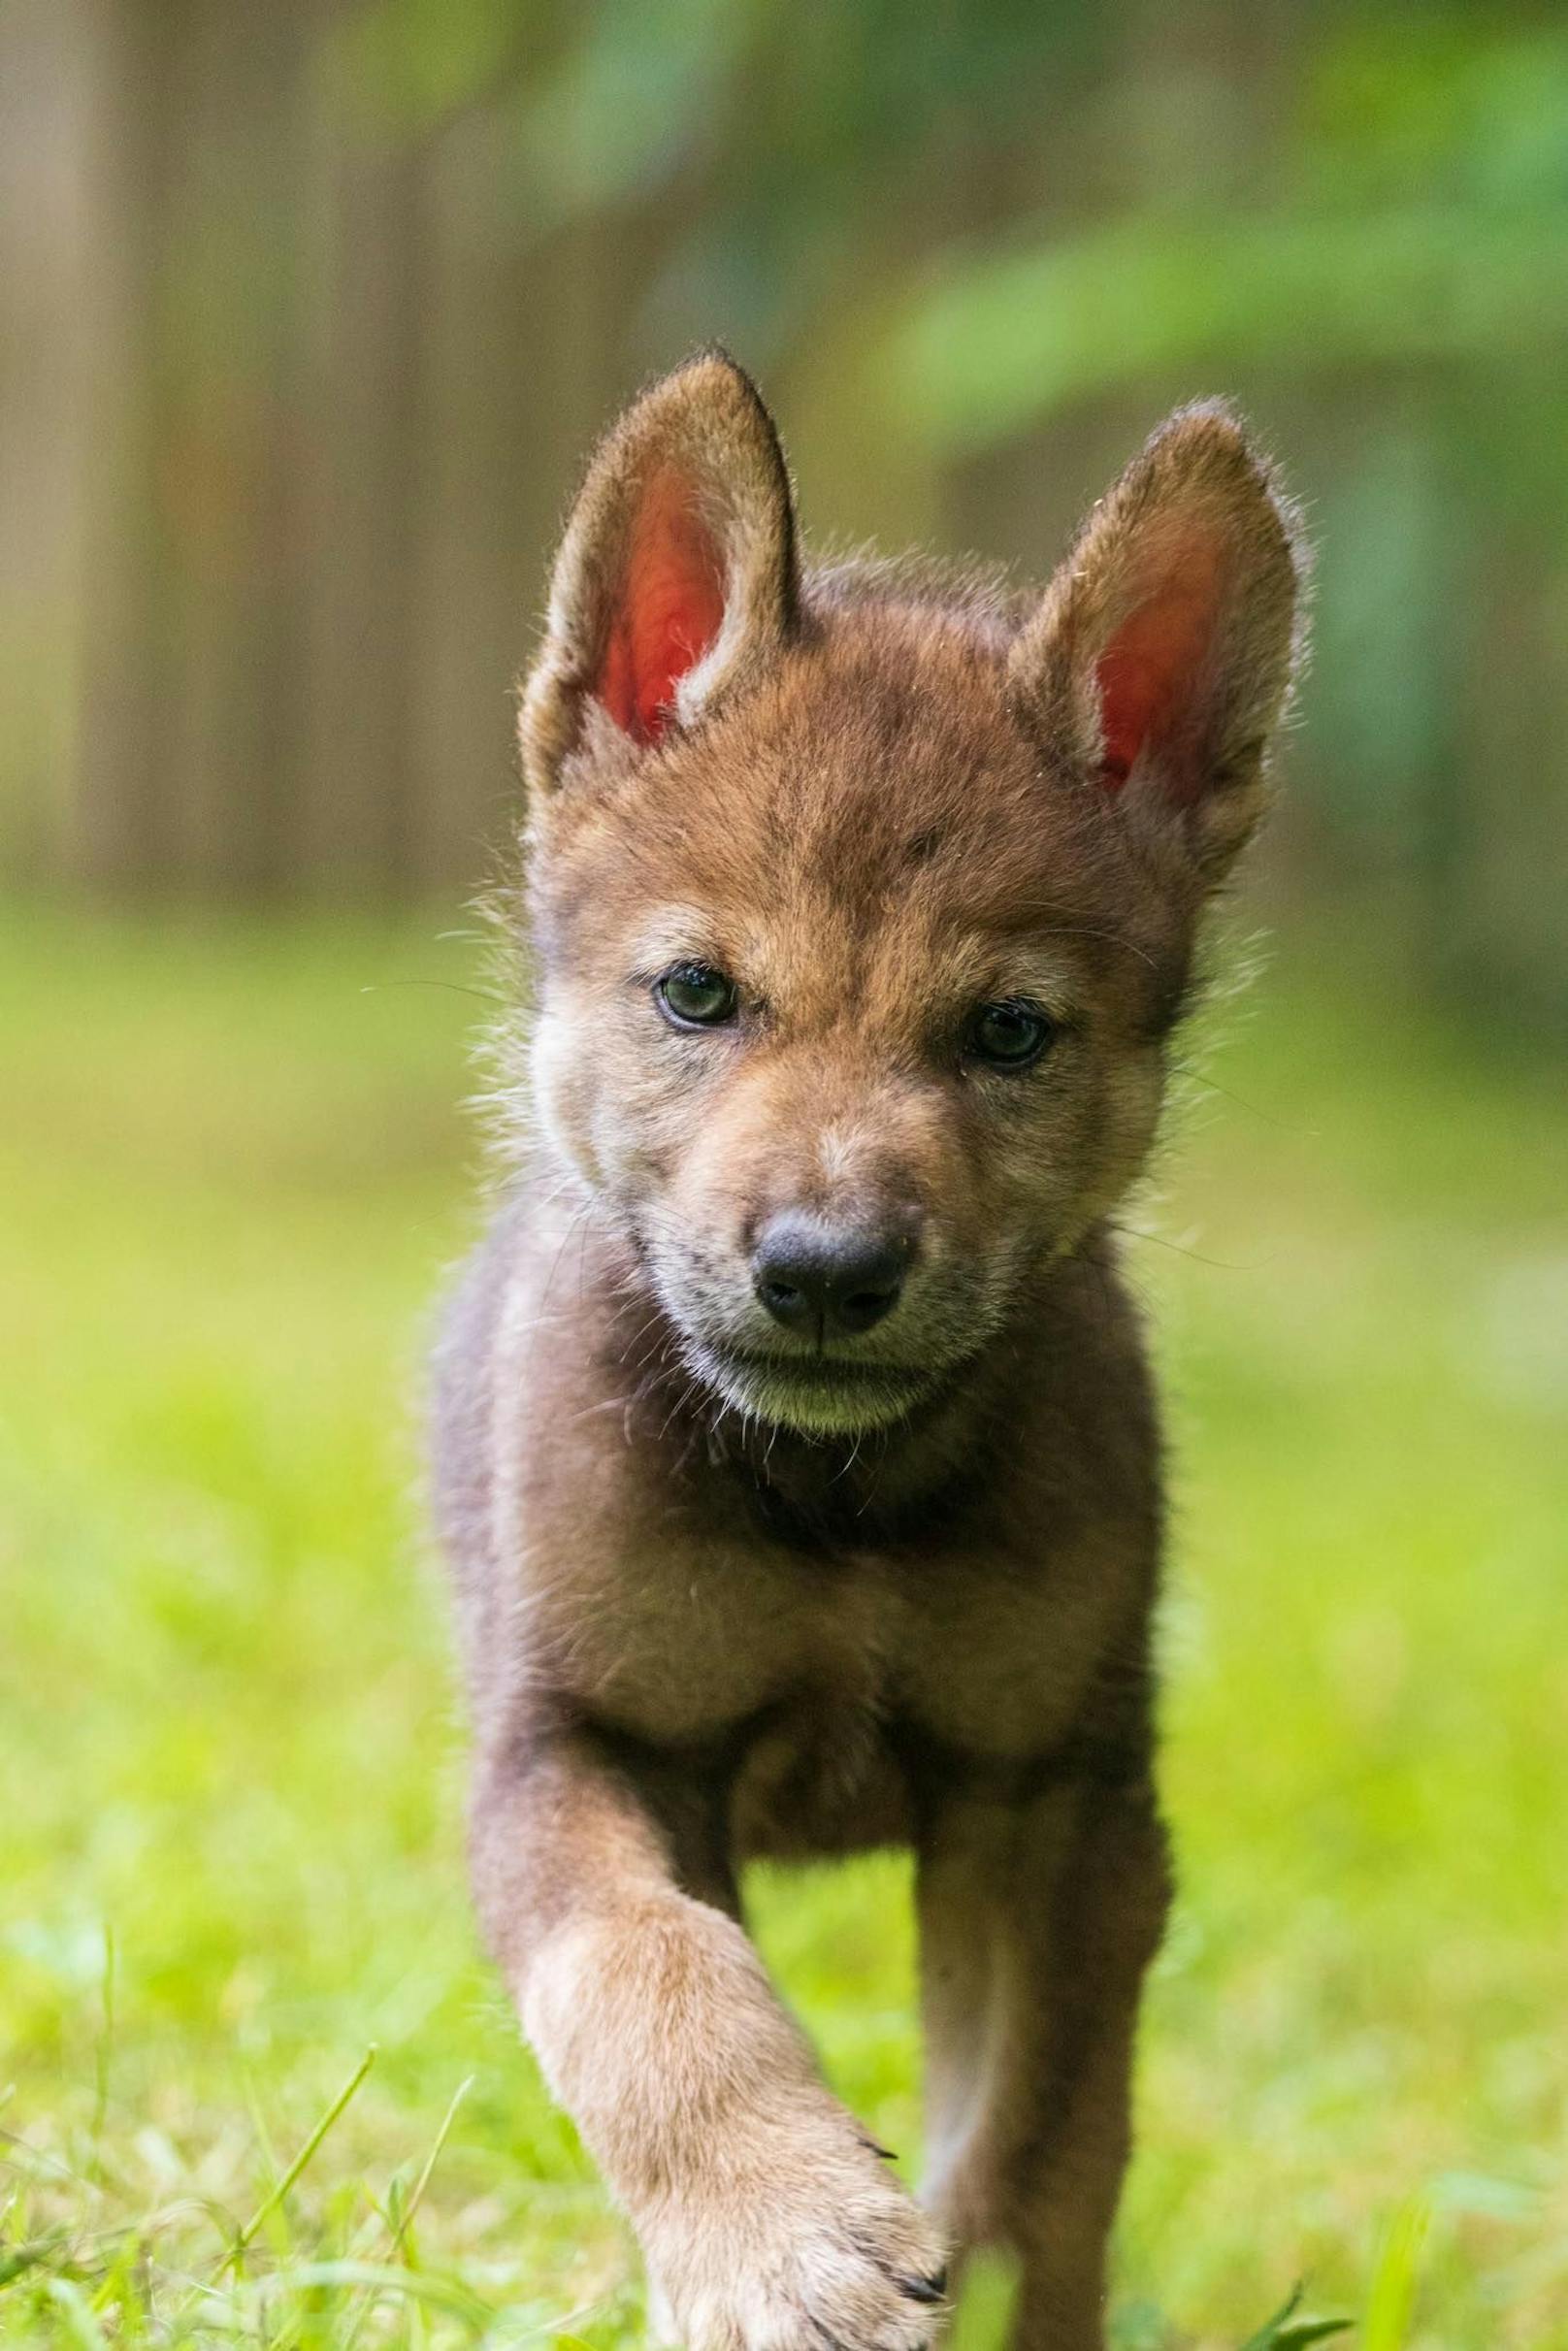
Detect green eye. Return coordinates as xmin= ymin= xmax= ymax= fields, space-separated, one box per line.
xmin=655 ymin=962 xmax=738 ymax=1029
xmin=967 ymin=998 xmax=1055 ymax=1069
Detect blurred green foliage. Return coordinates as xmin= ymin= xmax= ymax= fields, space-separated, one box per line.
xmin=8 ymin=0 xmax=1565 ymax=1026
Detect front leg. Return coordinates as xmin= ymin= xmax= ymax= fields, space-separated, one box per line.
xmin=472 ymin=1726 xmax=947 ymax=2351
xmin=917 ymin=1766 xmax=1171 ymax=2351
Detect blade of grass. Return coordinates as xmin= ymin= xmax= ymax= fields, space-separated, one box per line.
xmin=474 ymin=2299 xmax=619 ymax=2351
xmin=338 ymin=2073 xmax=474 ymax=2351
xmin=1238 ymin=2285 xmax=1352 ymax=2349
xmin=89 ymin=1927 xmax=115 ymax=2186
xmin=46 ymin=2277 xmax=111 ymax=2351
xmin=391 ymin=2075 xmax=472 ymax=2258
xmin=254 ymin=2258 xmax=494 ymax=2331
xmin=0 ymin=2234 xmax=70 ymax=2289
xmin=1362 ymin=2196 xmax=1432 ymax=2351
xmin=223 ymin=2045 xmax=378 ymax=2275
xmin=1240 ymin=2285 xmax=1305 ymax=2349
xmin=0 ymin=2128 xmax=92 ymax=2190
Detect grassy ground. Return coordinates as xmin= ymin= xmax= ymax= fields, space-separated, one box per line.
xmin=2 ymin=902 xmax=1564 ymax=2350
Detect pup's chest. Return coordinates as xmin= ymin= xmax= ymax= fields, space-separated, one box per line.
xmin=724 ymin=1569 xmax=1108 ymax=1860
xmin=553 ymin=1535 xmax=1112 ymax=1790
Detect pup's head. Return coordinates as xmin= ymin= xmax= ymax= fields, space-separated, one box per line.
xmin=513 ymin=352 xmax=1303 ymax=1436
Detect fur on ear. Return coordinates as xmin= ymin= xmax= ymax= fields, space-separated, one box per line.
xmin=1009 ymin=404 xmax=1306 ymax=878
xmin=520 ymin=350 xmax=800 ymax=793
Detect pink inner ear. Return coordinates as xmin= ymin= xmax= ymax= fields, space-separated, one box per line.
xmin=1094 ymin=546 xmax=1223 ymax=799
xmin=597 ymin=469 xmax=727 ymax=744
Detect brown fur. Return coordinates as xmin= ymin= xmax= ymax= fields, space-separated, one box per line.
xmin=431 ymin=349 xmax=1305 ymax=2350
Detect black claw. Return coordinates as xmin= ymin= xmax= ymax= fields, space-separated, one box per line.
xmin=858 ymin=2132 xmax=898 ymax=2161
xmin=899 ymin=2269 xmax=948 ymax=2304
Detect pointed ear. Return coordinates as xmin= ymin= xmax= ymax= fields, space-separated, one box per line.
xmin=520 ymin=351 xmax=800 ymax=793
xmin=1009 ymin=404 xmax=1305 ymax=879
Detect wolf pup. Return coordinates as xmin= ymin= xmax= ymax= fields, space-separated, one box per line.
xmin=432 ymin=351 xmax=1303 ymax=2351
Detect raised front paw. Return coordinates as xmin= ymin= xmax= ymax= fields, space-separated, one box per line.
xmin=643 ymin=2104 xmax=948 ymax=2351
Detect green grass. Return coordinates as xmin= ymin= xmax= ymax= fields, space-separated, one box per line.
xmin=2 ymin=902 xmax=1565 ymax=2349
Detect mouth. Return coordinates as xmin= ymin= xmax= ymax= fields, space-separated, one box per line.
xmin=689 ymin=1338 xmax=937 ymax=1436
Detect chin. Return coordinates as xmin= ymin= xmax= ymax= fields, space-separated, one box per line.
xmin=687 ymin=1338 xmax=938 ymax=1438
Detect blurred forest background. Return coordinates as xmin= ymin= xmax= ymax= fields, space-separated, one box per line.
xmin=5 ymin=0 xmax=1568 ymax=1027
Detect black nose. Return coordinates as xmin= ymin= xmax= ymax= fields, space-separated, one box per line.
xmin=751 ymin=1213 xmax=912 ymax=1340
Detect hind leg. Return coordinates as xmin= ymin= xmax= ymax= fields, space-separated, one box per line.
xmin=917 ymin=1773 xmax=1171 ymax=2351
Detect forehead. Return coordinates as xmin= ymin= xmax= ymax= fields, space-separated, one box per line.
xmin=551 ymin=609 xmax=1137 ymax=995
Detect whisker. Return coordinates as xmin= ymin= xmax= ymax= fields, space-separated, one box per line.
xmin=359 ymin=978 xmax=506 ymax=1006
xmin=1112 ymin=1220 xmax=1276 ymax=1273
